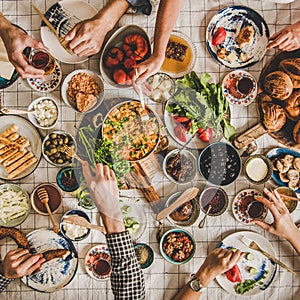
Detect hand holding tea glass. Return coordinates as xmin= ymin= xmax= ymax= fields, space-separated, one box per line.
xmin=28 ymin=48 xmax=56 ymax=76
xmin=254 ymin=188 xmax=300 ymax=255
xmin=0 ymin=13 xmax=45 ymax=78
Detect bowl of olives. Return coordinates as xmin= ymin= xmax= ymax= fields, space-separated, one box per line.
xmin=42 ymin=131 xmax=76 ymax=166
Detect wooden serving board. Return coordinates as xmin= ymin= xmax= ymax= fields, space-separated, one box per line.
xmin=234 ymin=49 xmax=300 ymax=152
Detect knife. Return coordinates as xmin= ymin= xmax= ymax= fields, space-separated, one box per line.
xmin=30 ymin=2 xmax=73 ymax=54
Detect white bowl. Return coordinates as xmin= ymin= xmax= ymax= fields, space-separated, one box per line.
xmin=28 ymin=96 xmax=59 ymax=129
xmin=99 ymin=25 xmax=151 ymax=88
xmin=61 ymin=69 xmax=104 ymax=113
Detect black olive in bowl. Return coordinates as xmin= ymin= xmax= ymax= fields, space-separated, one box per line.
xmin=198 ymin=142 xmax=241 ymax=186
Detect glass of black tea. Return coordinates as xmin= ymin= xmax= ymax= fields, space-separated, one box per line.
xmin=28 ymin=48 xmax=56 ymax=75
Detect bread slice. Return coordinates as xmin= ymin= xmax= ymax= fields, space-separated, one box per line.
xmin=76 ymin=92 xmax=96 ymax=112
xmin=237 ymin=26 xmax=254 ymax=48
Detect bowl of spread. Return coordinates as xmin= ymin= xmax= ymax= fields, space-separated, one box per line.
xmin=60 ymin=209 xmax=90 ymax=241
xmin=166 ymin=191 xmax=200 ymax=226
xmin=199 ymin=187 xmax=229 ymax=216
xmin=244 ymin=154 xmax=273 ymax=185
xmin=275 ymin=186 xmax=298 ymax=213
xmin=56 ymin=166 xmax=80 ymax=192
xmin=30 ymin=183 xmax=62 ymax=215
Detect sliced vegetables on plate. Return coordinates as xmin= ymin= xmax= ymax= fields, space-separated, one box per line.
xmin=164 ymin=72 xmax=235 ymax=149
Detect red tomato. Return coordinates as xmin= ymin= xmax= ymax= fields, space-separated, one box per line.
xmin=104 ymin=47 xmax=124 ymax=68
xmin=123 ymin=34 xmax=149 ymax=61
xmin=198 ymin=128 xmax=213 ymax=142
xmin=123 ymin=58 xmax=137 ymax=70
xmin=173 ymin=116 xmax=190 ymax=123
xmin=226 ymin=265 xmax=242 ymax=283
xmin=212 ymin=27 xmax=226 ymax=46
xmin=183 ymin=120 xmax=192 ymax=131
xmin=174 ymin=124 xmax=187 ymax=142
xmin=197 ymin=127 xmax=204 ymax=134
xmin=113 ymin=68 xmax=127 ymax=85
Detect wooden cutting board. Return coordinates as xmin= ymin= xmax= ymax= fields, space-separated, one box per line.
xmin=234 ymin=49 xmax=300 ymax=151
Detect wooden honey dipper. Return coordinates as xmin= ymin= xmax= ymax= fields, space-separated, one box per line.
xmin=37 ymin=187 xmax=59 ymax=233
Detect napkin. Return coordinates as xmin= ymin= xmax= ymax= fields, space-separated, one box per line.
xmin=0 ymin=37 xmax=15 ymax=80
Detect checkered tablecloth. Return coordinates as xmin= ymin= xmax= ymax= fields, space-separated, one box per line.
xmin=1 ymin=0 xmax=300 ymax=299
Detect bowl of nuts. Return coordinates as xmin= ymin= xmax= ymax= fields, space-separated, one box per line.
xmin=42 ymin=131 xmax=76 ymax=166
xmin=61 ymin=69 xmax=104 ymax=113
xmin=159 ymin=228 xmax=196 ymax=264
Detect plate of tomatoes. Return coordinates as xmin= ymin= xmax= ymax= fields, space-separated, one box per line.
xmin=216 ymin=231 xmax=277 ymax=296
xmin=100 ymin=25 xmax=151 ymax=88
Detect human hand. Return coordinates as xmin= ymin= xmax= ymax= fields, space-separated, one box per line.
xmin=0 ymin=248 xmax=45 ymax=279
xmin=196 ymin=248 xmax=243 ymax=287
xmin=253 ymin=188 xmax=298 ymax=241
xmin=64 ymin=17 xmax=108 ymax=57
xmin=134 ymin=54 xmax=165 ymax=84
xmin=267 ymin=21 xmax=300 ymax=52
xmin=1 ymin=24 xmax=45 ymax=79
xmin=82 ymin=162 xmax=124 ymax=233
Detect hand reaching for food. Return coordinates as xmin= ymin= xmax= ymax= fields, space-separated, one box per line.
xmin=267 ymin=20 xmax=300 ymax=52
xmin=0 ymin=248 xmax=45 ymax=279
xmin=253 ymin=188 xmax=300 ymax=255
xmin=82 ymin=162 xmax=125 ymax=234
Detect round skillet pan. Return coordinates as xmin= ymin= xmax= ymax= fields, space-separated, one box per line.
xmin=233 ymin=49 xmax=300 ymax=151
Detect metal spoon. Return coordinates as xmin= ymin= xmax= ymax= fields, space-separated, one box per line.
xmin=198 ymin=205 xmax=212 ymax=228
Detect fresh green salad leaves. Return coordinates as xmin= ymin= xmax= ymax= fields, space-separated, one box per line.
xmin=166 ymin=71 xmax=235 ymax=140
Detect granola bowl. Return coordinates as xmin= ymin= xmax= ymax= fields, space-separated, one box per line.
xmin=61 ymin=69 xmax=104 ymax=113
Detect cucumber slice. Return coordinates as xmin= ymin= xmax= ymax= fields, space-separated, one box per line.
xmin=249 ymin=267 xmax=258 ymax=275
xmin=245 ymin=252 xmax=255 ymax=261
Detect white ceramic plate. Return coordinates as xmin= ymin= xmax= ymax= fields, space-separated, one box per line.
xmin=22 ymin=229 xmax=78 ymax=292
xmin=40 ymin=0 xmax=98 ymax=64
xmin=61 ymin=69 xmax=104 ymax=113
xmin=216 ymin=231 xmax=277 ymax=296
xmin=164 ymin=99 xmax=222 ymax=149
xmin=0 ymin=115 xmax=42 ymax=180
xmin=27 ymin=62 xmax=62 ymax=92
xmin=206 ymin=6 xmax=269 ymax=69
xmin=100 ymin=198 xmax=147 ymax=241
xmin=222 ymin=70 xmax=257 ymax=106
xmin=0 ymin=183 xmax=30 ymax=227
xmin=232 ymin=189 xmax=267 ymax=225
xmin=85 ymin=244 xmax=111 ymax=281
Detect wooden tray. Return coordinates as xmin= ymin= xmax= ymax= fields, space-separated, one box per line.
xmin=234 ymin=49 xmax=300 ymax=152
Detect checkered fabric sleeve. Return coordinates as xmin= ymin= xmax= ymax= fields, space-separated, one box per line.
xmin=0 ymin=272 xmax=13 ymax=292
xmin=106 ymin=231 xmax=145 ymax=300
xmin=126 ymin=0 xmax=152 ymax=15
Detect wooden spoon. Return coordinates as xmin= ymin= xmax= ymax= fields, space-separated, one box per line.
xmin=156 ymin=187 xmax=199 ymax=221
xmin=198 ymin=205 xmax=212 ymax=228
xmin=37 ymin=187 xmax=59 ymax=233
xmin=63 ymin=215 xmax=106 ymax=234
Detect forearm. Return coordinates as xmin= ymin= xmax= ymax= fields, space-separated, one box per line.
xmin=152 ymin=0 xmax=184 ymax=58
xmin=0 ymin=13 xmax=13 ymax=37
xmin=106 ymin=231 xmax=145 ymax=299
xmin=286 ymin=227 xmax=300 ymax=256
xmin=92 ymin=0 xmax=130 ymax=32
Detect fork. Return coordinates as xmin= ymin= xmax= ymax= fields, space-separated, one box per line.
xmin=132 ymin=69 xmax=149 ymax=121
xmin=63 ymin=145 xmax=84 ymax=164
xmin=241 ymin=235 xmax=297 ymax=275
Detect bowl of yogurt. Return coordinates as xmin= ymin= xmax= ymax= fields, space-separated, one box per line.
xmin=244 ymin=154 xmax=273 ymax=185
xmin=60 ymin=209 xmax=90 ymax=241
xmin=28 ymin=96 xmax=59 ymax=129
